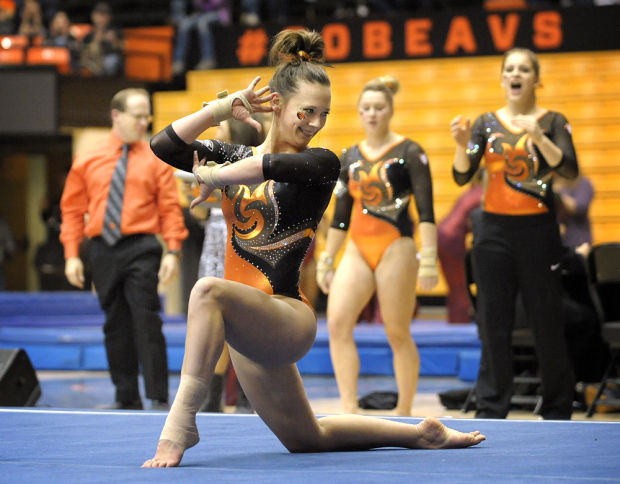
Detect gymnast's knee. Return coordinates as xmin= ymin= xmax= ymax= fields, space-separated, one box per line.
xmin=384 ymin=326 xmax=413 ymax=349
xmin=282 ymin=435 xmax=325 ymax=453
xmin=267 ymin=420 xmax=327 ymax=453
xmin=282 ymin=421 xmax=345 ymax=453
xmin=326 ymin=314 xmax=356 ymax=340
xmin=190 ymin=276 xmax=226 ymax=306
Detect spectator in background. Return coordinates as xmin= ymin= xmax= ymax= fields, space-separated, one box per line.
xmin=171 ymin=0 xmax=231 ymax=75
xmin=0 ymin=0 xmax=16 ymax=35
xmin=318 ymin=76 xmax=438 ymax=416
xmin=450 ymin=47 xmax=578 ymax=420
xmin=238 ymin=0 xmax=294 ymax=26
xmin=0 ymin=212 xmax=16 ymax=291
xmin=176 ymin=182 xmax=206 ymax=316
xmin=44 ymin=10 xmax=81 ymax=72
xmin=437 ymin=168 xmax=484 ymax=323
xmin=60 ymin=88 xmax=188 ymax=410
xmin=35 ymin=197 xmax=76 ymax=290
xmin=34 ymin=179 xmax=92 ymax=291
xmin=553 ymin=174 xmax=594 ymax=250
xmin=18 ymin=0 xmax=45 ymax=39
xmin=239 ymin=0 xmax=260 ymax=26
xmin=80 ymin=2 xmax=123 ymax=76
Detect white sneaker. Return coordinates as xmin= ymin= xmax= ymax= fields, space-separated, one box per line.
xmin=195 ymin=59 xmax=215 ymax=70
xmin=172 ymin=61 xmax=185 ymax=75
xmin=240 ymin=12 xmax=260 ymax=26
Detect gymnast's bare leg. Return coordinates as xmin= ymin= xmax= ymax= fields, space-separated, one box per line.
xmin=142 ymin=277 xmax=485 ymax=467
xmin=326 ymin=237 xmax=421 ymax=416
xmin=374 ymin=237 xmax=421 ymax=416
xmin=325 ymin=241 xmax=376 ymax=414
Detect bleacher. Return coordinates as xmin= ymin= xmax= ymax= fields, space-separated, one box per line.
xmin=0 ymin=0 xmax=174 ymax=81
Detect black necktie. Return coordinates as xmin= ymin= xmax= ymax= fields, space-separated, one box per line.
xmin=101 ymin=144 xmax=130 ymax=246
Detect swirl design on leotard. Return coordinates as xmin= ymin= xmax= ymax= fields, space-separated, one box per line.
xmin=229 ymin=180 xmax=314 ymax=269
xmin=348 ymin=157 xmax=408 ymax=223
xmin=490 ymin=132 xmax=551 ymax=202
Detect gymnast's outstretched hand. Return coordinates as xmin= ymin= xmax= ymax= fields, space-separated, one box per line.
xmin=232 ymin=76 xmax=275 ymax=133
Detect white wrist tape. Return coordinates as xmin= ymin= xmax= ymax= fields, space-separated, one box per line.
xmin=316 ymin=252 xmax=335 ymax=287
xmin=203 ymin=90 xmax=253 ymax=125
xmin=159 ymin=374 xmax=208 ymax=449
xmin=194 ymin=161 xmax=230 ymax=190
xmin=418 ymin=246 xmax=438 ymax=278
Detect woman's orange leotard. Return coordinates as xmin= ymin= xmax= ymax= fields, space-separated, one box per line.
xmin=151 ymin=125 xmax=341 ymax=308
xmin=330 ymin=139 xmax=435 ymax=270
xmin=453 ymin=110 xmax=578 ymax=212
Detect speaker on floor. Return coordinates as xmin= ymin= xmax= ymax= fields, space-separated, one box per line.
xmin=0 ymin=348 xmax=41 ymax=406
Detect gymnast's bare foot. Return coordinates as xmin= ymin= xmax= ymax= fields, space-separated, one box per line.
xmin=342 ymin=404 xmax=359 ymax=415
xmin=142 ymin=439 xmax=185 ymax=468
xmin=393 ymin=407 xmax=412 ymax=417
xmin=415 ymin=417 xmax=486 ymax=449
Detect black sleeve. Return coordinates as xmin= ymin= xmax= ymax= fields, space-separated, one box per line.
xmin=330 ymin=150 xmax=354 ymax=231
xmin=406 ymin=141 xmax=435 ymax=224
xmin=150 ymin=125 xmax=251 ymax=172
xmin=545 ymin=112 xmax=579 ymax=179
xmin=453 ymin=115 xmax=486 ymax=186
xmin=262 ymin=147 xmax=341 ymax=185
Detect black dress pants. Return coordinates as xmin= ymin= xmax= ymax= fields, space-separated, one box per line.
xmin=472 ymin=212 xmax=574 ymax=420
xmin=89 ymin=234 xmax=168 ymax=403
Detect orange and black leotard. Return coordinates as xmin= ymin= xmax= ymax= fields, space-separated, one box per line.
xmin=331 ymin=138 xmax=435 ymax=270
xmin=453 ymin=110 xmax=578 ymax=214
xmin=151 ymin=125 xmax=340 ymax=307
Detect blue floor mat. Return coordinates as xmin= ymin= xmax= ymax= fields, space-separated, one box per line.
xmin=1 ymin=409 xmax=618 ymax=483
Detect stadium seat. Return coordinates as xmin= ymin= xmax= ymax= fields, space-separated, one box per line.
xmin=0 ymin=47 xmax=25 ymax=65
xmin=26 ymin=46 xmax=71 ymax=74
xmin=0 ymin=34 xmax=29 ymax=50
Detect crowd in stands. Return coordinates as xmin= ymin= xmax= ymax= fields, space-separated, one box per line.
xmin=1 ymin=0 xmax=123 ymax=75
xmin=1 ymin=0 xmax=616 ymax=77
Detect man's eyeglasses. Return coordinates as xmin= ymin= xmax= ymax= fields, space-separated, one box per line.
xmin=124 ymin=112 xmax=153 ymax=123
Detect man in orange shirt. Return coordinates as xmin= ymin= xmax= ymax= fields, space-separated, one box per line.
xmin=60 ymin=88 xmax=188 ymax=410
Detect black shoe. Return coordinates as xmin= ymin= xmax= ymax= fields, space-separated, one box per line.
xmin=151 ymin=400 xmax=170 ymax=411
xmin=541 ymin=412 xmax=572 ymax=420
xmin=474 ymin=410 xmax=503 ymax=419
xmin=98 ymin=399 xmax=143 ymax=410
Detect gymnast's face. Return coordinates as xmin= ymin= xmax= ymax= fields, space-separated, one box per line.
xmin=277 ymin=81 xmax=331 ymax=150
xmin=501 ymin=51 xmax=539 ymax=103
xmin=358 ymin=90 xmax=392 ymax=135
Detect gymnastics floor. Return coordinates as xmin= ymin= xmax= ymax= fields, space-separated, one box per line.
xmin=1 ymin=408 xmax=619 ymax=483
